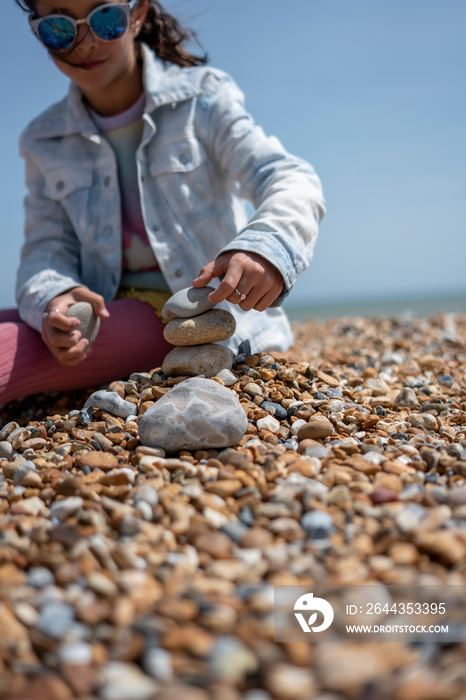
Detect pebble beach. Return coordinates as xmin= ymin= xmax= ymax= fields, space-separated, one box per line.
xmin=1 ymin=311 xmax=466 ymax=699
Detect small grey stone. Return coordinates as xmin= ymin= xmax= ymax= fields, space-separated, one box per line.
xmin=138 ymin=377 xmax=248 ymax=451
xmin=394 ymin=387 xmax=419 ymax=409
xmin=220 ymin=520 xmax=250 ymax=543
xmin=301 ymin=510 xmax=335 ymax=540
xmin=37 ymin=601 xmax=75 ymax=640
xmin=58 ymin=642 xmax=93 ymax=665
xmin=143 ymin=648 xmax=174 ymax=681
xmin=162 ymin=344 xmax=234 ymax=378
xmin=260 ymin=401 xmax=288 ymax=420
xmin=162 ymin=286 xmax=216 ymax=319
xmin=239 ymin=506 xmax=255 ymax=526
xmin=283 ymin=439 xmax=299 ymax=451
xmin=78 ymin=406 xmax=94 ymax=425
xmin=398 ymin=484 xmax=425 ymax=501
xmin=394 ymin=504 xmax=427 ymax=533
xmin=243 ymin=692 xmax=272 ymax=700
xmin=49 ymin=497 xmax=84 ymax=521
xmin=438 ymin=373 xmax=454 ymax=387
xmin=129 ymin=371 xmax=152 ymax=384
xmin=0 ymin=421 xmax=19 ymax=441
xmin=163 ymin=309 xmax=236 ymax=346
xmin=0 ymin=441 xmax=14 ymax=460
xmin=7 ymin=427 xmax=29 ymax=445
xmin=303 ymin=445 xmax=331 ymax=459
xmin=209 ymin=635 xmax=258 ymax=683
xmin=215 ymin=368 xmax=237 ymax=386
xmin=84 ymin=390 xmax=136 ymax=419
xmin=27 ymin=567 xmax=55 ymax=589
xmin=13 ymin=460 xmax=37 ymax=486
xmin=326 ymin=399 xmax=347 ymax=413
xmin=98 ymin=661 xmax=159 ymax=700
xmin=366 ymin=378 xmax=390 ymax=396
xmin=65 ymin=301 xmax=100 ymax=346
xmin=133 ymin=485 xmax=159 ymax=507
xmin=257 ymin=415 xmax=280 ymax=433
xmin=242 ymin=365 xmax=261 ymax=378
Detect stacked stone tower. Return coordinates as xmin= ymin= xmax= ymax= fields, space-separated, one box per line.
xmin=161 ymin=287 xmax=237 ymax=378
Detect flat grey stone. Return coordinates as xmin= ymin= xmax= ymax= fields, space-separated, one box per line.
xmin=65 ymin=301 xmax=100 ymax=346
xmin=163 ymin=309 xmax=235 ymax=346
xmin=162 ymin=286 xmax=216 ymax=320
xmin=162 ymin=344 xmax=234 ymax=377
xmin=84 ymin=390 xmax=136 ymax=419
xmin=138 ymin=377 xmax=248 ymax=451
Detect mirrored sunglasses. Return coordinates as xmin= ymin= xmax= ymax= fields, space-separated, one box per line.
xmin=29 ymin=1 xmax=138 ymax=52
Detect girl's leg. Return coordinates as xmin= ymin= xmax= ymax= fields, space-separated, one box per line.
xmin=0 ymin=299 xmax=172 ymax=406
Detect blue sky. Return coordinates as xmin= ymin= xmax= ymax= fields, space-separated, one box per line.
xmin=1 ymin=0 xmax=465 ymax=312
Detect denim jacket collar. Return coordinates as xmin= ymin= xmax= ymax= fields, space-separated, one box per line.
xmin=31 ymin=43 xmax=201 ymax=140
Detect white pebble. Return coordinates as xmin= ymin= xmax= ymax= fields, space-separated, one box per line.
xmin=256 ymin=416 xmax=280 ymax=433
xmin=291 ymin=419 xmax=307 ymax=436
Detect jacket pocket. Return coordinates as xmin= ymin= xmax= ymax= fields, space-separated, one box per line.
xmin=43 ymin=168 xmax=93 ymax=200
xmin=147 ymin=138 xmax=216 ymax=217
xmin=148 ymin=138 xmax=207 ymax=176
xmin=43 ymin=168 xmax=94 ymax=242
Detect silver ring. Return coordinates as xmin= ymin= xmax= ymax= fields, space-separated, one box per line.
xmin=234 ymin=288 xmax=247 ymax=302
xmin=43 ymin=308 xmax=61 ymax=319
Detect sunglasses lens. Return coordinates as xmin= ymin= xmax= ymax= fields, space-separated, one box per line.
xmin=90 ymin=6 xmax=128 ymax=41
xmin=38 ymin=18 xmax=75 ymax=50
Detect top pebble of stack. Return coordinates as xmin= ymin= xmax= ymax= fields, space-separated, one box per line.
xmin=162 ymin=286 xmax=217 ymax=320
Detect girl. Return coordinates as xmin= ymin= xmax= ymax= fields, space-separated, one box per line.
xmin=1 ymin=0 xmax=325 ymax=406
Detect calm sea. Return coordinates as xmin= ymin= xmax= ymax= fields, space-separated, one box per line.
xmin=284 ymin=294 xmax=466 ymax=322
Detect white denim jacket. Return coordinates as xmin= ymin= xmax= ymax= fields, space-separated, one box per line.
xmin=16 ymin=44 xmax=325 ymax=353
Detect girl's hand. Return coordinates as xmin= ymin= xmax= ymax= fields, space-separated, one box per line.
xmin=192 ymin=250 xmax=283 ymax=311
xmin=41 ymin=287 xmax=109 ymax=366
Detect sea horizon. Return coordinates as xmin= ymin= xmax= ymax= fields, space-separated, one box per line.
xmin=284 ymin=292 xmax=466 ymax=322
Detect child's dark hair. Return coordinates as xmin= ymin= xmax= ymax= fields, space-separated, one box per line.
xmin=14 ymin=0 xmax=207 ymax=67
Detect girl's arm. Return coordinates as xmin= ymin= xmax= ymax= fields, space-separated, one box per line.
xmin=193 ymin=71 xmax=325 ymax=309
xmin=16 ymin=154 xmax=86 ymax=331
xmin=16 ymin=152 xmax=108 ymax=364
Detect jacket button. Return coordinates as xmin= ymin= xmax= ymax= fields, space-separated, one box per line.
xmin=174 ymin=268 xmax=183 ymax=278
xmin=152 ymin=222 xmax=159 ymax=231
xmin=102 ymin=225 xmax=113 ymax=238
xmin=56 ymin=180 xmax=65 ymax=192
xmin=179 ymin=153 xmax=190 ymax=165
xmin=104 ymin=176 xmax=111 ymax=187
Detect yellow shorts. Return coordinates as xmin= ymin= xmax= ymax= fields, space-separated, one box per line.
xmin=116 ymin=288 xmax=172 ymax=324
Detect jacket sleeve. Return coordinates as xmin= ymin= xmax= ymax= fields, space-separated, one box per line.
xmin=15 ymin=144 xmax=84 ymax=332
xmin=196 ymin=71 xmax=326 ymax=303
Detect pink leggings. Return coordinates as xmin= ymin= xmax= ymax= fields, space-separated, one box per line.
xmin=0 ymin=299 xmax=172 ymax=406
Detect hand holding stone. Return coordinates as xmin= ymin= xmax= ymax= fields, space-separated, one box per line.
xmin=192 ymin=250 xmax=283 ymax=311
xmin=41 ymin=287 xmax=108 ymax=366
